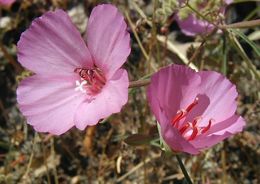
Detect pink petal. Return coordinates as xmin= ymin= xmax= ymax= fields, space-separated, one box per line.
xmin=147 ymin=65 xmax=201 ymax=123
xmin=74 ymin=69 xmax=129 ymax=130
xmin=176 ymin=0 xmax=232 ymax=36
xmin=196 ymin=71 xmax=238 ymax=126
xmin=146 ymin=83 xmax=162 ymax=125
xmin=190 ymin=115 xmax=245 ymax=149
xmin=225 ymin=0 xmax=233 ymax=4
xmin=207 ymin=115 xmax=245 ymax=135
xmin=159 ymin=113 xmax=199 ymax=154
xmin=176 ymin=14 xmax=214 ymax=36
xmin=175 ymin=70 xmax=238 ymax=128
xmin=147 ymin=65 xmax=201 ymax=154
xmin=86 ymin=4 xmax=130 ymax=79
xmin=17 ymin=9 xmax=93 ymax=75
xmin=17 ymin=75 xmax=85 ymax=135
xmin=147 ymin=64 xmax=245 ymax=153
xmin=190 ymin=132 xmax=232 ymax=149
xmin=0 ymin=0 xmax=15 ymax=6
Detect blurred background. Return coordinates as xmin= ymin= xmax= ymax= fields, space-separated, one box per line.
xmin=0 ymin=0 xmax=259 ymax=183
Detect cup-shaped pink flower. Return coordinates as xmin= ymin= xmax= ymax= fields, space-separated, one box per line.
xmin=16 ymin=4 xmax=130 ymax=135
xmin=147 ymin=65 xmax=245 ymax=154
xmin=0 ymin=0 xmax=15 ymax=6
xmin=176 ymin=0 xmax=233 ymax=36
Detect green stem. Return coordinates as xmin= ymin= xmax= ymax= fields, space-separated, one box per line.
xmin=129 ymin=79 xmax=150 ymax=88
xmin=222 ymin=34 xmax=227 ymax=75
xmin=176 ymin=155 xmax=193 ymax=184
xmin=228 ymin=31 xmax=260 ymax=80
xmin=219 ymin=19 xmax=260 ymax=29
xmin=125 ymin=12 xmax=149 ymax=60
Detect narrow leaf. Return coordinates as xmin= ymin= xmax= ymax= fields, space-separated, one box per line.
xmin=231 ymin=29 xmax=260 ymax=57
xmin=124 ymin=134 xmax=155 ymax=146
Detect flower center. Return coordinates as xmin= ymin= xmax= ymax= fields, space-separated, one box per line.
xmin=74 ymin=66 xmax=106 ymax=95
xmin=171 ymin=97 xmax=212 ymax=141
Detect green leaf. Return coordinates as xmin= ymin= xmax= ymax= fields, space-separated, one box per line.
xmin=156 ymin=123 xmax=171 ymax=152
xmin=124 ymin=134 xmax=155 ymax=146
xmin=228 ymin=30 xmax=260 ymax=80
xmin=231 ymin=29 xmax=260 ymax=58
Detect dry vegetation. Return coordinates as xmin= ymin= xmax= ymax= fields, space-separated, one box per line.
xmin=0 ymin=0 xmax=259 ymax=183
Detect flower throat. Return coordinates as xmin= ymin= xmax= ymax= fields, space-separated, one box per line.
xmin=171 ymin=97 xmax=212 ymax=141
xmin=74 ymin=66 xmax=106 ymax=95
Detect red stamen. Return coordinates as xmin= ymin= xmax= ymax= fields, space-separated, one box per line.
xmin=85 ymin=74 xmax=93 ymax=84
xmin=171 ymin=110 xmax=186 ymax=128
xmin=179 ymin=123 xmax=190 ymax=135
xmin=186 ymin=97 xmax=199 ymax=112
xmin=93 ymin=69 xmax=106 ymax=84
xmin=74 ymin=67 xmax=106 ymax=94
xmin=188 ymin=127 xmax=198 ymax=141
xmin=169 ymin=97 xmax=215 ymax=141
xmin=201 ymin=119 xmax=213 ymax=134
xmin=74 ymin=68 xmax=81 ymax=73
xmin=192 ymin=116 xmax=201 ymax=127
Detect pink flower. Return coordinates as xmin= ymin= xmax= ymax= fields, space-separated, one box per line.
xmin=147 ymin=65 xmax=245 ymax=154
xmin=176 ymin=0 xmax=233 ymax=36
xmin=0 ymin=0 xmax=15 ymax=6
xmin=175 ymin=14 xmax=215 ymax=36
xmin=16 ymin=4 xmax=130 ymax=135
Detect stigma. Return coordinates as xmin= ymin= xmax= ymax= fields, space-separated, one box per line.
xmin=74 ymin=66 xmax=106 ymax=95
xmin=171 ymin=97 xmax=212 ymax=141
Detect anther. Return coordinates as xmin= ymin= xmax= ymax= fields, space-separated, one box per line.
xmin=188 ymin=127 xmax=198 ymax=141
xmin=192 ymin=116 xmax=202 ymax=127
xmin=170 ymin=97 xmax=214 ymax=141
xmin=186 ymin=97 xmax=199 ymax=112
xmin=74 ymin=66 xmax=106 ymax=94
xmin=179 ymin=123 xmax=190 ymax=135
xmin=93 ymin=69 xmax=106 ymax=84
xmin=171 ymin=110 xmax=186 ymax=128
xmin=201 ymin=119 xmax=213 ymax=134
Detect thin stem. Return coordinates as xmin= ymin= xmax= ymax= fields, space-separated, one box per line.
xmin=129 ymin=79 xmax=150 ymax=88
xmin=188 ymin=28 xmax=218 ymax=66
xmin=244 ymin=7 xmax=260 ymax=21
xmin=42 ymin=138 xmax=51 ymax=184
xmin=51 ymin=138 xmax=59 ymax=184
xmin=116 ymin=154 xmax=160 ymax=183
xmin=0 ymin=42 xmax=23 ymax=73
xmin=156 ymin=35 xmax=198 ymax=71
xmin=22 ymin=134 xmax=36 ymax=181
xmin=219 ymin=19 xmax=260 ymax=29
xmin=231 ymin=0 xmax=260 ymax=4
xmin=222 ymin=34 xmax=227 ymax=75
xmin=125 ymin=12 xmax=149 ymax=60
xmin=176 ymin=155 xmax=193 ymax=184
xmin=228 ymin=31 xmax=260 ymax=80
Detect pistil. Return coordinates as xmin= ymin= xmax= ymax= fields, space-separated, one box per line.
xmin=74 ymin=66 xmax=106 ymax=95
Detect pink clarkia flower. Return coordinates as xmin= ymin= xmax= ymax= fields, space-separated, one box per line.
xmin=147 ymin=65 xmax=245 ymax=154
xmin=176 ymin=0 xmax=233 ymax=36
xmin=16 ymin=4 xmax=130 ymax=135
xmin=0 ymin=0 xmax=15 ymax=6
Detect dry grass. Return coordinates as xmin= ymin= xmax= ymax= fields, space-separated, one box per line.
xmin=0 ymin=0 xmax=259 ymax=183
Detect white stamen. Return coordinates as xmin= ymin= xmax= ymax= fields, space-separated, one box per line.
xmin=75 ymin=80 xmax=87 ymax=93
